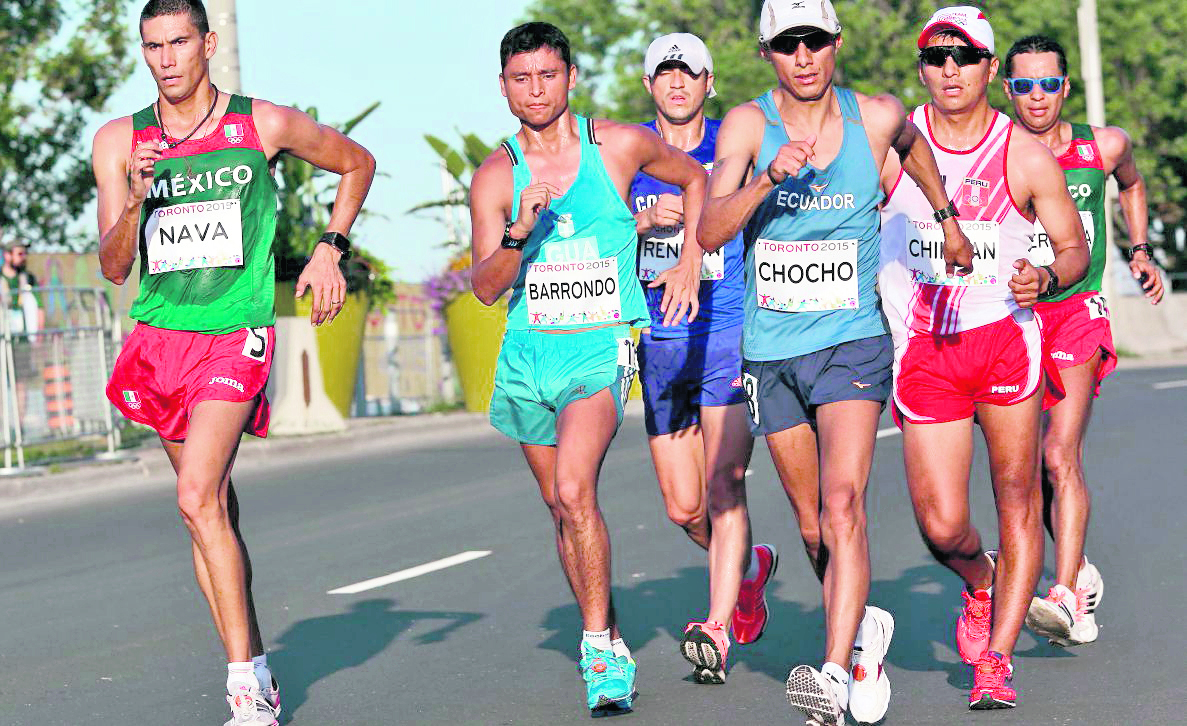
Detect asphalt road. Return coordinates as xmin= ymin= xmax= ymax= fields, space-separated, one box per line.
xmin=2 ymin=364 xmax=1184 ymax=725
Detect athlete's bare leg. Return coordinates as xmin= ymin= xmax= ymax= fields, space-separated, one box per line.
xmin=976 ymin=392 xmax=1045 ymax=657
xmin=1041 ymin=351 xmax=1101 ymax=589
xmin=167 ymin=399 xmax=257 ymax=663
xmin=522 ymin=388 xmax=620 ymax=633
xmin=648 ymin=426 xmax=709 ymax=549
xmin=767 ymin=423 xmax=825 ymax=580
xmin=903 ymin=417 xmax=994 ymax=590
xmin=700 ymin=403 xmax=755 ymax=626
xmin=814 ymin=400 xmax=881 ymax=667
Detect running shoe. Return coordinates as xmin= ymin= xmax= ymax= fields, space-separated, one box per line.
xmin=1077 ymin=557 xmax=1103 ymax=614
xmin=1025 ymin=584 xmax=1075 ymax=641
xmin=849 ymin=605 xmax=894 ymax=725
xmin=578 ymin=642 xmax=632 ymax=715
xmin=261 ymin=677 xmax=281 ymax=718
xmin=681 ymin=621 xmax=729 ymax=684
xmin=733 ymin=543 xmax=778 ymax=644
xmin=786 ymin=664 xmax=847 ymax=725
xmin=969 ymin=651 xmax=1016 ymax=710
xmin=616 ymin=653 xmax=638 ymax=701
xmin=956 ymin=588 xmax=992 ymax=665
xmin=224 ymin=686 xmax=279 ymax=726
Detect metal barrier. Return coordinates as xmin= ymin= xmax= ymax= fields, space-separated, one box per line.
xmin=0 ymin=286 xmax=124 ymax=475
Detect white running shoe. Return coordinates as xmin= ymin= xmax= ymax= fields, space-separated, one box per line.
xmin=1077 ymin=557 xmax=1103 ymax=614
xmin=786 ymin=664 xmax=846 ymax=726
xmin=1026 ymin=583 xmax=1076 ymax=641
xmin=261 ymin=677 xmax=281 ymax=718
xmin=849 ymin=606 xmax=894 ymax=724
xmin=225 ymin=687 xmax=279 ymax=726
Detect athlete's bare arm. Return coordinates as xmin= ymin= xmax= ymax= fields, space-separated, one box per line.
xmin=699 ymin=103 xmax=782 ymax=252
xmin=94 ymin=116 xmax=158 ymax=285
xmin=469 ymin=150 xmax=537 ymax=306
xmin=1096 ymin=125 xmax=1162 ymax=302
xmin=598 ymin=121 xmax=707 ymax=325
xmin=1007 ymin=132 xmax=1089 ymax=307
xmin=862 ymin=94 xmax=973 ymax=274
xmin=253 ymin=100 xmax=375 ymax=325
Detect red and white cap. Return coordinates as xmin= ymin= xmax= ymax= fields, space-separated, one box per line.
xmin=917 ymin=6 xmax=995 ymax=54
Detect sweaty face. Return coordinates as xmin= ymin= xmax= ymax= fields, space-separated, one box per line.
xmin=500 ymin=47 xmax=575 ymax=129
xmin=140 ymin=13 xmax=216 ymax=103
xmin=919 ymin=35 xmax=998 ymax=114
xmin=1005 ymin=51 xmax=1068 ymax=134
xmin=645 ymin=62 xmax=710 ymax=125
xmin=765 ymin=29 xmax=841 ymax=103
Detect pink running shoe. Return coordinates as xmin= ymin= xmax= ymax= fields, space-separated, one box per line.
xmin=681 ymin=621 xmax=730 ymax=684
xmin=732 ymin=544 xmax=778 ymax=645
xmin=969 ymin=651 xmax=1016 ymax=710
xmin=956 ymin=589 xmax=992 ymax=665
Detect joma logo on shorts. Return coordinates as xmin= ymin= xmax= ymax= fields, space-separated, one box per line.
xmin=1052 ymin=351 xmax=1074 ymax=361
xmin=991 ymin=385 xmax=1020 ymax=394
xmin=210 ymin=376 xmax=245 ymax=393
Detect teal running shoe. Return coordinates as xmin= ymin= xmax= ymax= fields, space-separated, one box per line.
xmin=577 ymin=642 xmax=632 ymax=715
xmin=617 ymin=653 xmax=638 ymax=701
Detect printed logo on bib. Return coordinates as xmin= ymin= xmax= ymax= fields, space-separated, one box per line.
xmin=1028 ymin=211 xmax=1095 ymax=267
xmin=638 ymin=229 xmax=725 ymax=281
xmin=146 ymin=199 xmax=244 ymax=274
xmin=754 ymin=238 xmax=858 ymax=312
xmin=525 ymin=248 xmax=623 ymax=326
xmin=1084 ymin=294 xmax=1109 ymax=320
xmin=906 ymin=219 xmax=1000 ymax=286
xmin=242 ymin=326 xmax=268 ymax=361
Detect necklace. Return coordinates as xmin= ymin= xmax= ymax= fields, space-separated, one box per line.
xmin=155 ymin=84 xmax=221 ymax=150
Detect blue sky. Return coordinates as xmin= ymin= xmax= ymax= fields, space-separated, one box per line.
xmin=92 ymin=0 xmax=533 ymax=281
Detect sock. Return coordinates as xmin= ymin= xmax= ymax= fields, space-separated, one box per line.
xmin=611 ymin=637 xmax=631 ymax=660
xmin=227 ymin=661 xmax=260 ymax=696
xmin=743 ymin=551 xmax=760 ymax=581
xmin=821 ymin=661 xmax=850 ymax=709
xmin=582 ymin=629 xmax=612 ymax=652
xmin=252 ymin=654 xmax=272 ymax=690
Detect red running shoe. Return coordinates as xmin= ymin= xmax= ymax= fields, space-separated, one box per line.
xmin=956 ymin=589 xmax=992 ymax=665
xmin=969 ymin=651 xmax=1016 ymax=709
xmin=732 ymin=544 xmax=778 ymax=645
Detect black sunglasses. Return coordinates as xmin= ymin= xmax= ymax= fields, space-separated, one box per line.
xmin=768 ymin=29 xmax=837 ymax=55
xmin=918 ymin=45 xmax=993 ymax=67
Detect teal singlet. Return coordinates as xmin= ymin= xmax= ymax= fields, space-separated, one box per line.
xmin=743 ymin=88 xmax=886 ymax=361
xmin=503 ymin=116 xmax=649 ymax=331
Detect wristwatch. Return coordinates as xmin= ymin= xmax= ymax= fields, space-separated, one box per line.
xmin=318 ymin=232 xmax=352 ymax=260
xmin=933 ymin=202 xmax=959 ymax=224
xmin=1038 ymin=264 xmax=1061 ymax=299
xmin=501 ymin=221 xmax=528 ymax=250
xmin=1128 ymin=242 xmax=1153 ymax=261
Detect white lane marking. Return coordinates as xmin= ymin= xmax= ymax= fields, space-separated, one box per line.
xmin=877 ymin=427 xmax=902 ymax=439
xmin=327 ymin=550 xmax=492 ymax=595
xmin=1152 ymin=379 xmax=1187 ymax=390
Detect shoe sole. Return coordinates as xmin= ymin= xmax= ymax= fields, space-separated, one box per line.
xmin=969 ymin=693 xmax=1015 ymax=710
xmin=590 ymin=694 xmax=633 ymax=717
xmin=734 ymin=546 xmax=780 ymax=645
xmin=1025 ymin=598 xmax=1073 ymax=640
xmin=785 ymin=665 xmax=843 ymax=726
xmin=681 ymin=627 xmax=726 ymax=684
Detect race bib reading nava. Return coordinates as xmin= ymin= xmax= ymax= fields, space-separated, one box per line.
xmin=145 ymin=199 xmax=244 ymax=275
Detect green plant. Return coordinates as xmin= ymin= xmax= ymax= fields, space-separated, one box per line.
xmin=407 ymin=131 xmax=498 ymax=258
xmin=273 ymin=101 xmax=392 ymax=302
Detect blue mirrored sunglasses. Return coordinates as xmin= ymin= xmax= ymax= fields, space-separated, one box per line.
xmin=1007 ymin=76 xmax=1065 ymax=95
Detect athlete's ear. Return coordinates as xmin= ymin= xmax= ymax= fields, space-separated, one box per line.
xmin=1062 ymin=77 xmax=1071 ymax=101
xmin=987 ymin=56 xmax=999 ymax=83
xmin=567 ymin=63 xmax=577 ymax=91
xmin=834 ymin=33 xmax=843 ymax=52
xmin=759 ymin=43 xmax=771 ymax=63
xmin=203 ymin=30 xmax=218 ymax=61
xmin=642 ymin=74 xmax=652 ymax=95
xmin=1001 ymin=77 xmax=1012 ymax=100
xmin=499 ymin=72 xmax=508 ymax=99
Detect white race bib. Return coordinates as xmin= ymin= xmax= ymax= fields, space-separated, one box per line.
xmin=754 ymin=238 xmax=859 ymax=312
xmin=525 ymin=256 xmax=622 ymax=327
xmin=146 ymin=199 xmax=244 ymax=275
xmin=638 ymin=229 xmax=725 ymax=281
xmin=1084 ymin=293 xmax=1109 ymax=320
xmin=1029 ymin=210 xmax=1095 ymax=266
xmin=905 ymin=219 xmax=1001 ymax=286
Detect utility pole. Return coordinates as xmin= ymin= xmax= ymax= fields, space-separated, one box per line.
xmin=1078 ymin=0 xmax=1116 ymax=302
xmin=207 ymin=0 xmax=241 ymax=94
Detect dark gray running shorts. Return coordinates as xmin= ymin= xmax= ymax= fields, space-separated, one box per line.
xmin=742 ymin=334 xmax=893 ymax=436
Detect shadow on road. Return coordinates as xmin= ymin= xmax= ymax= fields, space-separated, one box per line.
xmin=268 ymin=598 xmax=482 ymax=721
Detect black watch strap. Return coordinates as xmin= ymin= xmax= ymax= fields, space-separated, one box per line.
xmin=933 ymin=202 xmax=959 ymax=224
xmin=318 ymin=232 xmax=352 ymax=260
xmin=1038 ymin=264 xmax=1060 ymax=299
xmin=501 ymin=222 xmax=527 ymax=250
xmin=1128 ymin=242 xmax=1154 ymax=261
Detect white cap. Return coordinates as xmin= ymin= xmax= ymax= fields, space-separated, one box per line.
xmin=758 ymin=0 xmax=841 ymax=44
xmin=644 ymin=33 xmax=717 ymax=98
xmin=918 ymin=6 xmax=995 ymax=54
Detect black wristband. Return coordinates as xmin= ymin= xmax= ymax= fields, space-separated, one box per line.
xmin=501 ymin=221 xmax=527 ymax=250
xmin=318 ymin=232 xmax=352 ymax=260
xmin=933 ymin=202 xmax=959 ymax=224
xmin=766 ymin=165 xmax=781 ymax=186
xmin=1128 ymin=242 xmax=1154 ymax=261
xmin=1038 ymin=264 xmax=1060 ymax=299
